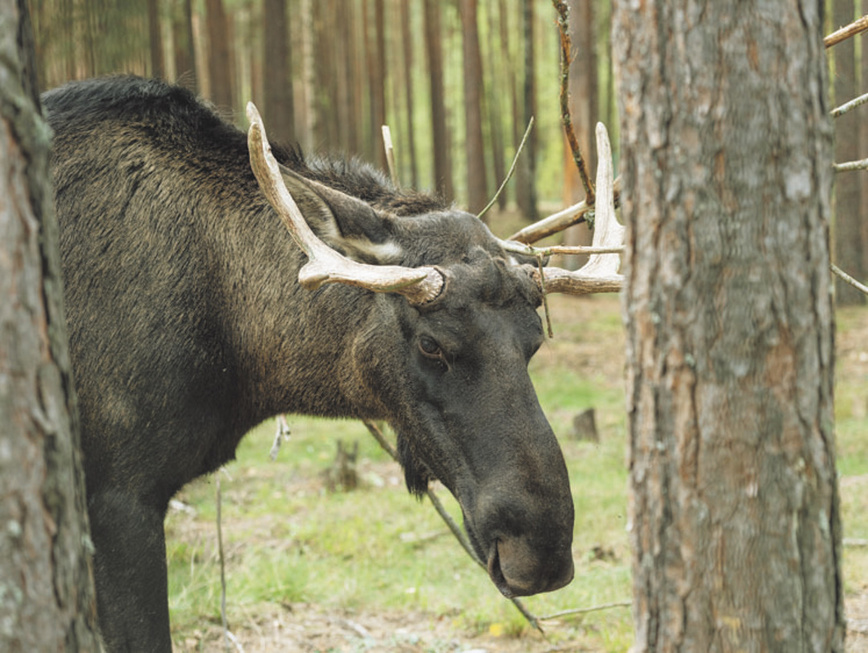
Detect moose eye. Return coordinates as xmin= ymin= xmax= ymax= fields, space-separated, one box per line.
xmin=418 ymin=336 xmax=443 ymax=359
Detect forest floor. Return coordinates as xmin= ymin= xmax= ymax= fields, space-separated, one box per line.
xmin=172 ymin=296 xmax=868 ymax=653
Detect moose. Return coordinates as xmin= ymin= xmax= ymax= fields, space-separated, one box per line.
xmin=43 ymin=75 xmax=621 ymax=651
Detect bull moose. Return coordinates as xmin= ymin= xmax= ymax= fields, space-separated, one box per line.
xmin=44 ymin=75 xmax=621 ymax=651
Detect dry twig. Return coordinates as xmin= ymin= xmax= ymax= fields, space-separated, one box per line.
xmin=831 ymin=263 xmax=868 ymax=296
xmin=825 ymin=14 xmax=868 ymax=48
xmin=381 ymin=125 xmax=399 ymax=186
xmin=831 ymin=90 xmax=868 ymax=118
xmin=539 ymin=600 xmax=632 ymax=621
xmin=477 ymin=117 xmax=534 ymax=220
xmin=833 ymin=157 xmax=868 ymax=173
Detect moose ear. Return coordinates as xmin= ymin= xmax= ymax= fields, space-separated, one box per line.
xmin=277 ymin=165 xmax=403 ymax=264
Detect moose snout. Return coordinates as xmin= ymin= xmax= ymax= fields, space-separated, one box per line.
xmin=465 ymin=482 xmax=575 ymax=598
xmin=487 ymin=532 xmax=575 ymax=598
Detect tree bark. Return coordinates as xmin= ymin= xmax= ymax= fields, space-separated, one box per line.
xmin=263 ymin=0 xmax=293 ymax=143
xmin=147 ymin=0 xmax=165 ymax=78
xmin=460 ymin=0 xmax=488 ymax=215
xmin=423 ymin=0 xmax=453 ymax=200
xmin=833 ymin=0 xmax=865 ymax=304
xmin=515 ymin=0 xmax=537 ymax=221
xmin=400 ymin=0 xmax=418 ymax=187
xmin=204 ymin=0 xmax=234 ymax=112
xmin=561 ymin=0 xmax=597 ymax=269
xmin=0 ymin=1 xmax=101 ymax=650
xmin=614 ymin=1 xmax=843 ymax=650
xmin=171 ymin=0 xmax=197 ymax=91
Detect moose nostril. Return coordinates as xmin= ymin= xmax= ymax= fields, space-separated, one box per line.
xmin=486 ymin=541 xmax=515 ymax=599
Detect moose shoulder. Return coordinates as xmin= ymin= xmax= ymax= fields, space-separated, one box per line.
xmin=44 ymin=75 xmax=574 ymax=652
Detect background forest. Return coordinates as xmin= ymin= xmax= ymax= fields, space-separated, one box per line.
xmin=29 ymin=0 xmax=615 ymax=231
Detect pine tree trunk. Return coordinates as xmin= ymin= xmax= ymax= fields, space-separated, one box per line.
xmin=400 ymin=0 xmax=418 ymax=188
xmin=515 ymin=0 xmax=536 ymax=221
xmin=147 ymin=0 xmax=164 ymax=78
xmin=171 ymin=0 xmax=197 ymax=91
xmin=614 ymin=1 xmax=844 ymax=650
xmin=423 ymin=0 xmax=453 ymax=200
xmin=0 ymin=1 xmax=101 ymax=649
xmin=460 ymin=0 xmax=488 ymax=215
xmin=833 ymin=0 xmax=864 ymax=304
xmin=263 ymin=0 xmax=293 ymax=143
xmin=204 ymin=0 xmax=234 ymax=112
xmin=561 ymin=0 xmax=597 ymax=269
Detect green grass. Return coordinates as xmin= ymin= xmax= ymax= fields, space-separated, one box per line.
xmin=166 ymin=297 xmax=868 ymax=651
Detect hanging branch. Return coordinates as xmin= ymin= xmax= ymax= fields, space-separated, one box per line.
xmin=361 ymin=420 xmax=543 ymax=633
xmin=539 ymin=600 xmax=632 ymax=621
xmin=824 ymin=14 xmax=868 ymax=48
xmin=552 ymin=0 xmax=595 ymax=205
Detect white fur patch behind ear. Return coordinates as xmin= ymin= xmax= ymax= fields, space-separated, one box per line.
xmin=338 ymin=237 xmax=405 ymax=265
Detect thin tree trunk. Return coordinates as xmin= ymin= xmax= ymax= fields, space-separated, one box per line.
xmin=204 ymin=0 xmax=234 ymax=112
xmin=263 ymin=0 xmax=293 ymax=143
xmin=561 ymin=0 xmax=597 ymax=269
xmin=147 ymin=0 xmax=164 ymax=78
xmin=460 ymin=0 xmax=487 ymax=214
xmin=172 ymin=0 xmax=197 ymax=91
xmin=400 ymin=0 xmax=418 ymax=187
xmin=615 ymin=1 xmax=843 ymax=650
xmin=516 ymin=0 xmax=537 ymax=220
xmin=0 ymin=1 xmax=101 ymax=649
xmin=423 ymin=0 xmax=453 ymax=200
xmin=485 ymin=1 xmax=506 ymax=211
xmin=833 ymin=0 xmax=864 ymax=304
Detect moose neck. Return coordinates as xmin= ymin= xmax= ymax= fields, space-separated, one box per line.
xmin=217 ymin=207 xmax=389 ymax=428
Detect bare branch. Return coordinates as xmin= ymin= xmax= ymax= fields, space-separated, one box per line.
xmin=539 ymin=600 xmax=632 ymax=621
xmin=833 ymin=157 xmax=868 ymax=173
xmin=507 ymin=176 xmax=621 ymax=244
xmin=831 ymin=90 xmax=868 ymax=118
xmin=528 ymin=123 xmax=625 ymax=296
xmin=825 ymin=14 xmax=868 ymax=48
xmin=551 ymin=0 xmax=595 ymax=203
xmin=831 ymin=263 xmax=868 ymax=296
xmin=477 ymin=116 xmax=534 ymax=221
xmin=246 ymin=102 xmax=444 ymax=305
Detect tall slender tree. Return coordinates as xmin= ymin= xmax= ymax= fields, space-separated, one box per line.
xmin=172 ymin=0 xmax=197 ymax=91
xmin=400 ymin=0 xmax=419 ymax=187
xmin=263 ymin=0 xmax=293 ymax=143
xmin=423 ymin=0 xmax=453 ymax=200
xmin=615 ymin=0 xmax=843 ymax=650
xmin=205 ymin=0 xmax=234 ymax=111
xmin=0 ymin=0 xmax=101 ymax=649
xmin=460 ymin=0 xmax=488 ymax=214
xmin=516 ymin=0 xmax=537 ymax=220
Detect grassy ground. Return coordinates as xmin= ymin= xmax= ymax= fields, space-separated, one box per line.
xmin=166 ymin=295 xmax=868 ymax=652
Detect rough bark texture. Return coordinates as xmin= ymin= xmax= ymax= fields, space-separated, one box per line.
xmin=460 ymin=0 xmax=488 ymax=215
xmin=423 ymin=0 xmax=453 ymax=200
xmin=205 ymin=0 xmax=234 ymax=112
xmin=614 ymin=1 xmax=843 ymax=651
xmin=263 ymin=0 xmax=293 ymax=144
xmin=0 ymin=0 xmax=100 ymax=650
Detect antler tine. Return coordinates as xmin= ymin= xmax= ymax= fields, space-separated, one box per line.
xmin=246 ymin=102 xmax=444 ymax=305
xmin=525 ymin=122 xmax=624 ymax=296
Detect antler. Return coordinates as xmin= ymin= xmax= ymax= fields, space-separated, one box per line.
xmin=246 ymin=102 xmax=445 ymax=305
xmin=503 ymin=122 xmax=624 ymax=296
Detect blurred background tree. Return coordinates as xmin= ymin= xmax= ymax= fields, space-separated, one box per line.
xmin=27 ymin=0 xmax=619 ymax=234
